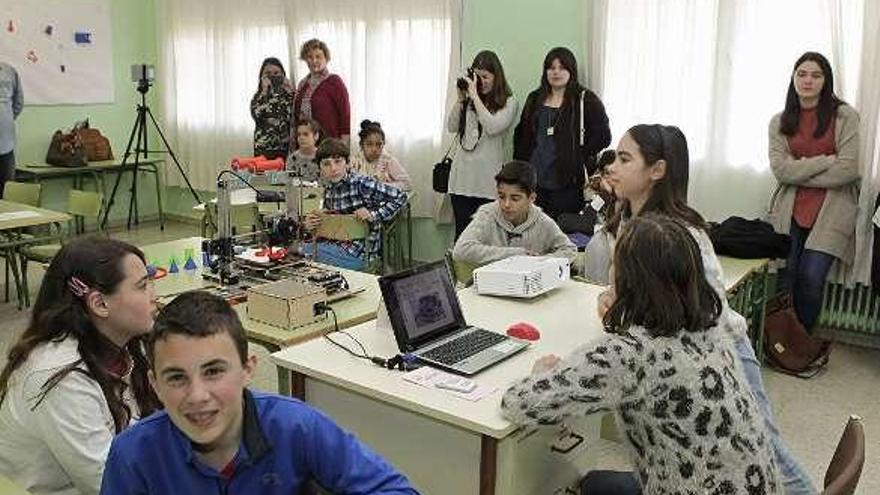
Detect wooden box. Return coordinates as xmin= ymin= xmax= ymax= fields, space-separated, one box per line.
xmin=246 ymin=279 xmax=327 ymax=329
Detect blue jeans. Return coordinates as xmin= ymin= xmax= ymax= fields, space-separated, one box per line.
xmin=302 ymin=242 xmax=365 ymax=271
xmin=735 ymin=336 xmax=817 ymax=494
xmin=780 ymin=221 xmax=835 ymax=331
xmin=580 ymin=470 xmax=641 ymax=494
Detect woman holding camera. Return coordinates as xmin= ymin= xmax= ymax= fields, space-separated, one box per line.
xmin=514 ymin=47 xmax=610 ymax=220
xmin=446 ymin=50 xmax=518 ymax=240
xmin=250 ymin=57 xmax=294 ymax=160
xmin=293 ymin=39 xmax=351 ymax=142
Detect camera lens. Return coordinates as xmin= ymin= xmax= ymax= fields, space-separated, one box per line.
xmin=456 ymin=77 xmax=468 ymax=91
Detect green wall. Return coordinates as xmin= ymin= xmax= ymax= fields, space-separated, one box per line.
xmin=462 ymin=0 xmax=585 ymax=105
xmin=12 ymin=0 xmax=585 ymax=257
xmin=13 ymin=0 xmax=159 ymax=224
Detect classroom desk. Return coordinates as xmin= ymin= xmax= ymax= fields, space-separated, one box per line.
xmin=719 ymin=256 xmax=770 ymax=359
xmin=141 ymin=237 xmax=381 ymax=393
xmin=270 ymin=280 xmax=609 ymax=495
xmin=0 ymin=200 xmax=71 ymax=308
xmin=16 ymin=158 xmax=165 ymax=229
xmin=574 ymin=255 xmax=771 ymax=360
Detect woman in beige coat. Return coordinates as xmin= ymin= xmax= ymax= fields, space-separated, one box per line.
xmin=767 ymin=51 xmax=860 ymax=332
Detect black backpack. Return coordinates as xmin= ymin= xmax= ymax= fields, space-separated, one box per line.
xmin=708 ymin=216 xmax=790 ymax=259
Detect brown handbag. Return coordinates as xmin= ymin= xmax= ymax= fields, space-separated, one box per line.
xmin=763 ymin=294 xmax=832 ymax=378
xmin=75 ymin=119 xmax=114 ymax=161
xmin=45 ymin=127 xmax=88 ymax=167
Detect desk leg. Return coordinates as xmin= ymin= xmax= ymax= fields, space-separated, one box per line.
xmin=289 ymin=371 xmax=306 ymax=400
xmin=6 ymin=246 xmax=24 ymax=310
xmin=480 ymin=435 xmax=498 ymax=495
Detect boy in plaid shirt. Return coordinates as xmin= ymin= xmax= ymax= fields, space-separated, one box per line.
xmin=302 ymin=138 xmax=407 ymax=270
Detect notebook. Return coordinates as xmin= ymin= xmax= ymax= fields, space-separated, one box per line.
xmin=378 ymin=260 xmax=529 ymax=375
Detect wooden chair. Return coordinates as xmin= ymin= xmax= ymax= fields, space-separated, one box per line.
xmin=18 ymin=190 xmax=104 ymax=307
xmin=2 ymin=182 xmax=42 ymax=304
xmin=822 ymin=415 xmax=865 ymax=495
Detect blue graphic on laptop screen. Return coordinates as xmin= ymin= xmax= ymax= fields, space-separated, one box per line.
xmin=392 ymin=266 xmax=456 ymax=340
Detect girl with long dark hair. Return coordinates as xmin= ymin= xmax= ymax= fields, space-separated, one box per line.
xmin=446 ymin=50 xmax=518 ymax=239
xmin=513 ymin=47 xmax=611 ymax=220
xmin=0 ymin=237 xmax=161 ymax=494
xmin=768 ymin=51 xmax=860 ymax=333
xmin=250 ymin=57 xmax=295 ymax=159
xmin=581 ymin=124 xmax=815 ymax=494
xmin=503 ymin=213 xmax=781 ymax=494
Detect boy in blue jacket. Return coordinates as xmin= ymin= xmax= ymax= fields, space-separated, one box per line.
xmin=101 ymin=291 xmax=417 ymax=495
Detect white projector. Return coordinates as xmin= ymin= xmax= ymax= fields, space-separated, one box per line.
xmin=472 ymin=256 xmax=570 ymax=298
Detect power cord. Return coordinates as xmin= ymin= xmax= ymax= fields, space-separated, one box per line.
xmin=315 ymin=303 xmax=418 ymax=371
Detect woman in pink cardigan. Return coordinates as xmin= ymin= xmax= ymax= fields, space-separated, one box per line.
xmin=293 ymin=39 xmax=351 ymax=142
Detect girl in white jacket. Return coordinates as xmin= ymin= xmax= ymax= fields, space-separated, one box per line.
xmin=0 ymin=237 xmax=162 ymax=494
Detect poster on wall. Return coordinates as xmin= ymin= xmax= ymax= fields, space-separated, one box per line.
xmin=1 ymin=0 xmax=114 ymax=105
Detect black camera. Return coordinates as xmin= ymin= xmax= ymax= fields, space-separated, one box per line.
xmin=131 ymin=64 xmax=155 ymax=94
xmin=456 ymin=67 xmax=480 ymax=92
xmin=269 ymin=75 xmax=284 ymax=93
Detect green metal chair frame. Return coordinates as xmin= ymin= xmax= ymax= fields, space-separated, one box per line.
xmin=2 ymin=182 xmax=42 ymax=306
xmin=18 ymin=189 xmax=104 ymax=307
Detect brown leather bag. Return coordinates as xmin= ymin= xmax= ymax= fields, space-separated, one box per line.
xmin=763 ymin=294 xmax=831 ymax=378
xmin=46 ymin=128 xmax=88 ymax=167
xmin=75 ymin=119 xmax=114 ymax=161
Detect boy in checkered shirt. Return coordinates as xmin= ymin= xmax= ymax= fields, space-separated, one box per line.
xmin=302 ymin=138 xmax=407 ymax=270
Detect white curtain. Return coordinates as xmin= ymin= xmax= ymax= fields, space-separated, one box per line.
xmin=283 ymin=0 xmax=460 ymax=217
xmin=155 ymin=0 xmax=289 ymax=190
xmin=586 ymin=0 xmax=877 ymax=283
xmin=154 ymin=0 xmax=460 ymax=218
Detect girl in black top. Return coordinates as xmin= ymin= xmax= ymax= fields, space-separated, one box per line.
xmin=514 ymin=47 xmax=611 ymax=220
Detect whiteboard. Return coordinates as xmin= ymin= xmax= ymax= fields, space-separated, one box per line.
xmin=0 ymin=0 xmax=114 ymax=105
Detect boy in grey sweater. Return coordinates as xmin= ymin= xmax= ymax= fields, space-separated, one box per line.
xmin=452 ymin=160 xmax=576 ymax=267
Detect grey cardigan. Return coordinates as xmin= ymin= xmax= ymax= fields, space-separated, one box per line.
xmin=767 ymin=104 xmax=860 ymax=263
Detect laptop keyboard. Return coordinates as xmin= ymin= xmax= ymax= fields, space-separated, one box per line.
xmin=420 ymin=329 xmax=507 ymax=366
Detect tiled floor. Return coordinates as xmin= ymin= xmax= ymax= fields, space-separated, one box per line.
xmin=0 ymin=220 xmax=877 ymax=493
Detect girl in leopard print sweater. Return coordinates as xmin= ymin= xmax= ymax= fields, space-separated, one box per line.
xmin=502 ymin=213 xmax=781 ymax=494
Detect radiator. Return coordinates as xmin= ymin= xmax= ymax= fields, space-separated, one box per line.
xmin=817 ymin=283 xmax=880 ymax=335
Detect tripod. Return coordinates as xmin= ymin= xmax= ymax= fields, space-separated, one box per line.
xmin=101 ymin=80 xmax=209 ymax=231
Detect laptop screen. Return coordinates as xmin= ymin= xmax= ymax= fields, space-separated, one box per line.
xmin=379 ymin=261 xmax=466 ymax=351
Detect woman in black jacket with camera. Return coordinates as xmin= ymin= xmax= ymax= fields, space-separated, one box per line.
xmin=514 ymin=47 xmax=611 ymax=220
xmin=250 ymin=57 xmax=294 ymax=159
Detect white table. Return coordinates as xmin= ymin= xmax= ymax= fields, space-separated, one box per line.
xmin=271 ymin=280 xmax=609 ymax=495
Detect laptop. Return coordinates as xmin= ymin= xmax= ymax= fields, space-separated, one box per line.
xmin=378 ymin=260 xmax=530 ymax=375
